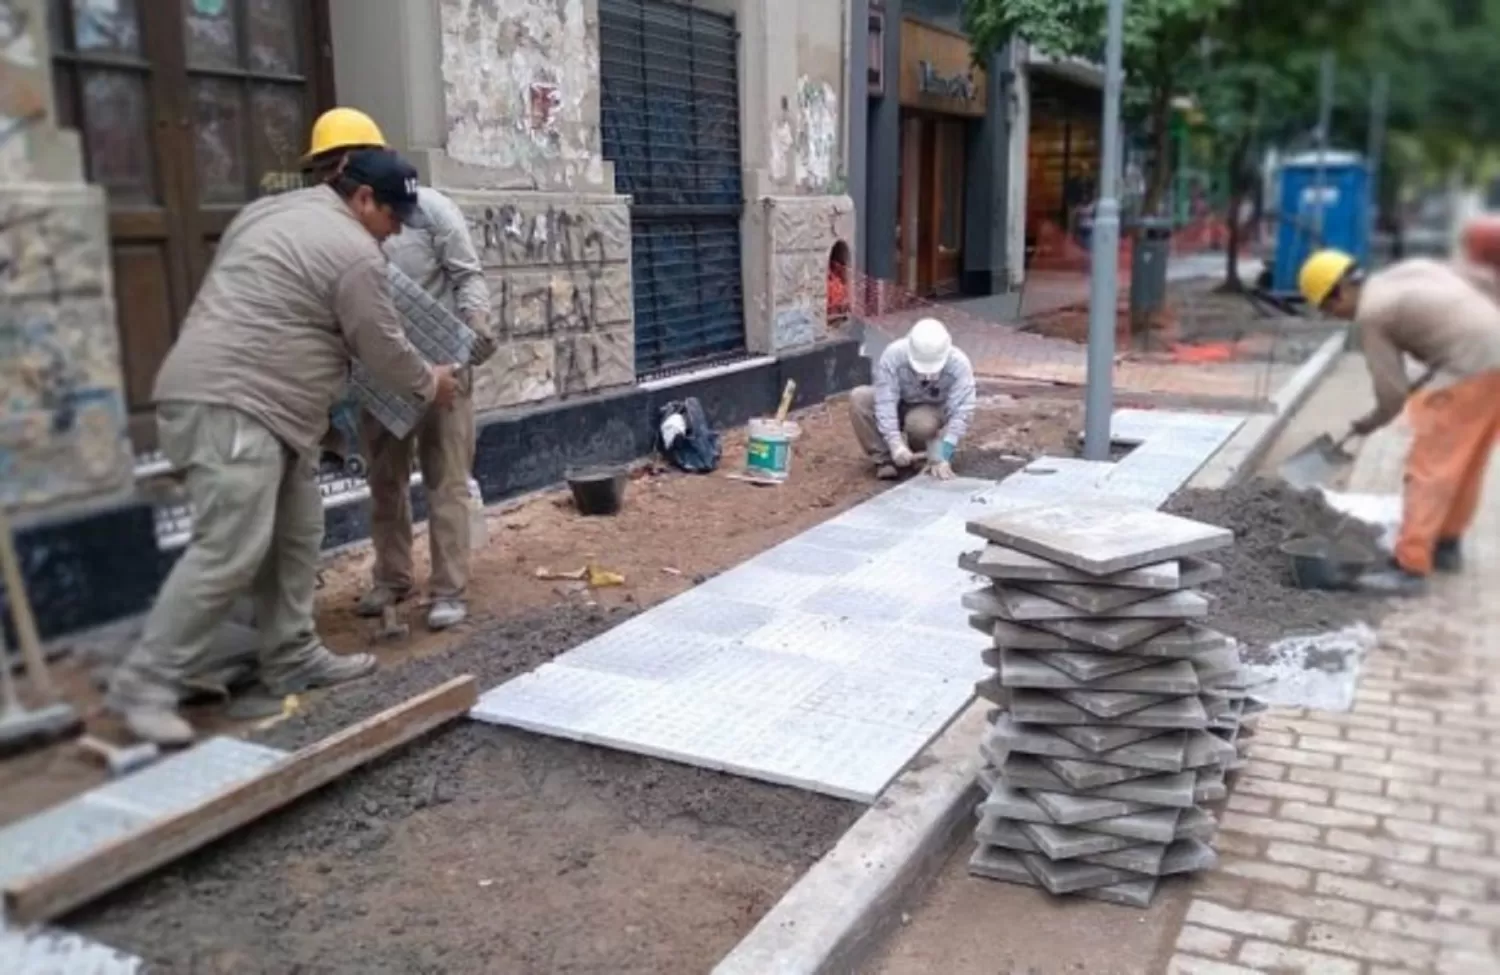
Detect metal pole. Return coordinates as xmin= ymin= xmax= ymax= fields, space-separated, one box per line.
xmin=1083 ymin=0 xmax=1126 ymax=461
xmin=1311 ymin=51 xmax=1336 ymax=244
xmin=1366 ymin=71 xmax=1389 ymax=256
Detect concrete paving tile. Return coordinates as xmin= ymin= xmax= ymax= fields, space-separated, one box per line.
xmin=1020 ymin=851 xmax=1143 ymax=896
xmin=969 ymin=846 xmax=1161 ymax=906
xmin=1041 ymin=755 xmax=1163 ymax=790
xmin=967 ymin=504 xmax=1232 ymax=575
xmin=1015 ymin=580 xmax=1167 ymax=613
xmin=1058 ymin=688 xmax=1184 ymax=720
xmin=1021 ymin=820 xmax=1145 ymax=860
xmin=982 ymin=618 xmax=1082 ymax=651
xmin=1009 ymin=689 xmax=1210 ymax=729
xmin=1002 ymin=755 xmax=1200 ymax=808
xmin=1178 ymin=557 xmax=1225 ymax=588
xmin=1031 ymin=787 xmax=1156 ymax=825
xmin=1034 ymin=617 xmax=1180 ymax=652
xmin=991 ymin=715 xmax=1186 ymax=773
xmin=973 ymin=812 xmax=1040 ymax=853
xmin=1056 ymin=723 xmax=1173 ymax=753
xmin=977 ymin=782 xmax=1052 ymax=824
xmin=1029 ymin=648 xmax=1164 ymax=683
xmin=1087 ymin=838 xmax=1218 ymax=877
xmin=1003 ymin=652 xmax=1200 ymax=695
xmin=1102 ymin=590 xmax=1211 ymax=620
xmin=959 ymin=543 xmax=1181 ymax=589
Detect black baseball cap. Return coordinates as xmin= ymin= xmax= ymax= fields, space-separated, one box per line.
xmin=339 ymin=149 xmax=428 ymax=229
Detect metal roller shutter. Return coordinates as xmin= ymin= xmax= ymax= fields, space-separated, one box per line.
xmin=599 ymin=0 xmax=746 ymax=376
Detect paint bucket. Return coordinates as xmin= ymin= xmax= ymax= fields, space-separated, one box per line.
xmin=567 ymin=465 xmax=628 ymax=516
xmin=745 ymin=418 xmax=801 ymax=482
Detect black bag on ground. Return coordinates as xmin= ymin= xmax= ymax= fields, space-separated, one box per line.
xmin=656 ymin=397 xmax=721 ymax=473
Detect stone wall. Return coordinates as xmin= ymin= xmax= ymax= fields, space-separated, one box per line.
xmin=746 ymin=194 xmax=856 ymax=354
xmin=1 ymin=0 xmax=131 ymax=521
xmin=447 ymin=190 xmax=634 ymax=411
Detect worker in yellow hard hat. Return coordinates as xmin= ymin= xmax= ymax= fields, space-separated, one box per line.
xmin=304 ymin=108 xmax=497 ymax=632
xmin=1299 ymin=248 xmax=1500 ymax=595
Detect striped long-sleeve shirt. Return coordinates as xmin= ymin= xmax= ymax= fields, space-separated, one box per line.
xmin=872 ymin=339 xmax=978 ymax=450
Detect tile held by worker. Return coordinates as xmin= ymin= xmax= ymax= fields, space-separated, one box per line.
xmin=958 ymin=508 xmax=1259 ymax=905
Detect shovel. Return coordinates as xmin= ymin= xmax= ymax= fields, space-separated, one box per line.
xmin=1278 ymin=430 xmax=1359 ymax=491
xmin=1277 ymin=365 xmax=1442 ymax=491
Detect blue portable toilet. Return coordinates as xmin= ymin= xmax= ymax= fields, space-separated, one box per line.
xmin=1271 ymin=151 xmax=1372 ymax=299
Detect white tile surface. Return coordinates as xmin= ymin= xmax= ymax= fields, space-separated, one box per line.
xmin=469 ymin=411 xmax=1245 ymax=802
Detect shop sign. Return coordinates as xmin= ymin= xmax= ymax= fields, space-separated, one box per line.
xmin=899 ymin=20 xmax=987 ymax=116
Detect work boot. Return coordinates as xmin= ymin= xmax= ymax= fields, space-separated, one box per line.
xmin=875 ymin=463 xmax=900 ymax=481
xmin=1434 ymin=538 xmax=1463 ymax=574
xmin=104 ymin=671 xmax=195 ymax=747
xmin=1354 ymin=562 xmax=1429 ymax=597
xmin=263 ymin=647 xmax=378 ymax=695
xmin=356 ymin=585 xmax=409 ymax=618
xmin=427 ymin=599 xmax=468 ymax=631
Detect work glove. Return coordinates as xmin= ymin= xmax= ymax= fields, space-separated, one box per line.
xmin=925 ymin=439 xmax=956 ymax=480
xmin=468 ymin=331 xmax=497 ymax=367
xmin=890 ymin=442 xmax=915 ymax=468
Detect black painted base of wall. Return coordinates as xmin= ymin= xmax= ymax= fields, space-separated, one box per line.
xmin=9 ymin=338 xmax=869 ymax=642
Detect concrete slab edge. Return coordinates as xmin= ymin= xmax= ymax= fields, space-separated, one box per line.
xmin=713 ymin=347 xmax=1340 ymax=975
xmin=1188 ymin=330 xmax=1346 ymax=490
xmin=711 ymin=703 xmax=988 ymax=975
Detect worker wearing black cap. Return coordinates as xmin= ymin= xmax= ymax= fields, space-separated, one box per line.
xmin=106 ymin=148 xmax=458 ymax=746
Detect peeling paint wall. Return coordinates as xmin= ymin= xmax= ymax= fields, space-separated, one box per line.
xmin=1 ymin=0 xmax=131 ymax=519
xmin=791 ymin=1 xmax=846 ymax=196
xmin=439 ymin=0 xmax=606 ymax=191
xmin=0 ymin=0 xmax=46 ymax=181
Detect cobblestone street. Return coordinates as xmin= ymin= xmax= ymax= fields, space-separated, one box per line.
xmin=1168 ymin=420 xmax=1500 ymax=974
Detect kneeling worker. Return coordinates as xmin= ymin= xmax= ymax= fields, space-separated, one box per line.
xmin=301 ymin=108 xmax=496 ymax=631
xmin=851 ymin=317 xmax=977 ymax=481
xmin=1300 ymin=249 xmax=1500 ymax=594
xmin=107 ymin=149 xmax=459 ymax=745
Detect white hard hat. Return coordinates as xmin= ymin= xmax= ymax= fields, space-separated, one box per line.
xmin=906 ymin=318 xmax=953 ymax=374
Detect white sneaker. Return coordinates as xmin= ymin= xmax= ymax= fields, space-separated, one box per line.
xmin=427 ymin=599 xmax=468 ymax=631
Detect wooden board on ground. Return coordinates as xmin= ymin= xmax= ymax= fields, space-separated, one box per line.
xmin=3 ymin=675 xmax=478 ymax=925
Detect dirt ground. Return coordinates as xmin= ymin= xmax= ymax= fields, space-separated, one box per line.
xmin=1026 ymin=278 xmax=1339 ymax=366
xmin=3 ymin=394 xmax=1081 ymax=974
xmin=1165 ymin=479 xmax=1390 ymax=659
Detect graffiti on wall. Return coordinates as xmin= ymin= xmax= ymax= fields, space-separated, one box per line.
xmin=796 ymin=77 xmax=840 ymax=193
xmin=1 ymin=188 xmax=132 ymax=516
xmin=467 ymin=199 xmax=632 ymax=403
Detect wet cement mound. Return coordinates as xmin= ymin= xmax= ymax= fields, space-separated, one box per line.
xmin=75 ymin=604 xmax=858 ymax=974
xmin=1164 ymin=479 xmax=1390 ymax=661
xmin=952 ymin=447 xmax=1030 ymax=481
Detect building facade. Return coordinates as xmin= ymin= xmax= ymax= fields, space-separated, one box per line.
xmin=1 ymin=0 xmax=863 ymax=638
xmin=854 ymin=0 xmax=1105 ymax=296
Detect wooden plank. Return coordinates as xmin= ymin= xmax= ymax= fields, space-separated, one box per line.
xmin=4 ymin=675 xmax=478 ymax=925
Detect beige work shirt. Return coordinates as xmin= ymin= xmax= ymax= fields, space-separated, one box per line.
xmin=1356 ymin=257 xmax=1500 ymax=426
xmin=154 ymin=185 xmax=435 ymax=457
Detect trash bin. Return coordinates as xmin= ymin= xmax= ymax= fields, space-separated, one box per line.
xmin=1129 ymin=217 xmax=1173 ymax=324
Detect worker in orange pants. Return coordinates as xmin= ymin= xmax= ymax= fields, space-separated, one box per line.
xmin=1300 ymin=249 xmax=1500 ymax=595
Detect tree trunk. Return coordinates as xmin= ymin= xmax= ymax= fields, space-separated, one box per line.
xmin=1222 ymin=186 xmax=1244 ymax=292
xmin=1142 ymin=81 xmax=1175 ymax=218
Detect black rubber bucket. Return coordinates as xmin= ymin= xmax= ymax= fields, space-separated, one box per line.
xmin=567 ymin=465 xmax=627 ymax=516
xmin=1281 ymin=536 xmax=1372 ymax=591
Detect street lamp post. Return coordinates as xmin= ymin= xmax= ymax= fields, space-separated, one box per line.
xmin=1083 ymin=0 xmax=1127 ymax=461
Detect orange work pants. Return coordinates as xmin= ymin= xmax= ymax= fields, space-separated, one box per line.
xmin=1395 ymin=370 xmax=1500 ymax=574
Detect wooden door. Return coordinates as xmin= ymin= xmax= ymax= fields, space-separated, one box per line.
xmin=49 ymin=0 xmax=332 ymax=449
xmin=932 ymin=119 xmax=965 ymax=294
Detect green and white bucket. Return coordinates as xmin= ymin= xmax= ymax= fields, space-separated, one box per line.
xmin=745 ymin=418 xmax=801 ymax=482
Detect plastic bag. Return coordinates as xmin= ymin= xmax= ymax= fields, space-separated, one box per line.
xmin=656 ymin=397 xmax=721 ymax=473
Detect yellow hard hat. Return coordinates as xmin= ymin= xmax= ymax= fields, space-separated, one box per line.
xmin=1298 ymin=249 xmax=1357 ymax=308
xmin=304 ymin=108 xmax=387 ymax=161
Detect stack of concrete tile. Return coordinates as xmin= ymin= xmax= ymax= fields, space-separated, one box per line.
xmin=957 ymin=503 xmax=1264 ymax=907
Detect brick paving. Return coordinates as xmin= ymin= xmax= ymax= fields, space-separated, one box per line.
xmin=1166 ymin=421 xmax=1500 ymax=974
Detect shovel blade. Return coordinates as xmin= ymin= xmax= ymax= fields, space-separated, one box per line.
xmin=1278 ymin=433 xmax=1355 ymax=490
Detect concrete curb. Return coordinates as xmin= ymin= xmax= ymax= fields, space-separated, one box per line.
xmin=712 ymin=339 xmax=1345 ymax=975
xmin=712 ymin=704 xmax=988 ymax=975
